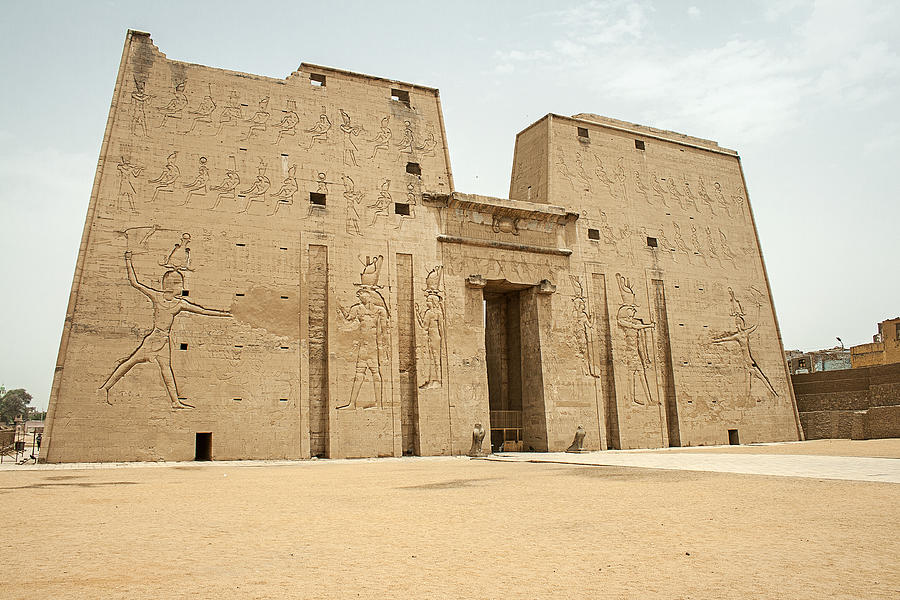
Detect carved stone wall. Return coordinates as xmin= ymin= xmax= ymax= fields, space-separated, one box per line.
xmin=42 ymin=31 xmax=801 ymax=462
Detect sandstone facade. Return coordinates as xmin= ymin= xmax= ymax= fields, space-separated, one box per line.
xmin=42 ymin=31 xmax=802 ymax=462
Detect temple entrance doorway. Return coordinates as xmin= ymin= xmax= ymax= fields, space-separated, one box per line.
xmin=483 ymin=281 xmax=546 ymax=452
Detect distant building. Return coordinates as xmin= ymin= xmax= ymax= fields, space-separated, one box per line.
xmin=851 ymin=317 xmax=900 ymax=368
xmin=785 ymin=347 xmax=850 ymax=374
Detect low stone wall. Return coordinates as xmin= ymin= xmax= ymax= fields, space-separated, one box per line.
xmin=792 ymin=363 xmax=900 ymax=440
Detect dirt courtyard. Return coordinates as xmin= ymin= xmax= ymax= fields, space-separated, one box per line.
xmin=1 ymin=441 xmax=898 ymax=599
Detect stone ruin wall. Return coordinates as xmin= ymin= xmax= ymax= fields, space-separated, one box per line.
xmin=42 ymin=31 xmax=802 ymax=462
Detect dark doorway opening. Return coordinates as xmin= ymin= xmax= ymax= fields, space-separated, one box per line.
xmin=195 ymin=432 xmax=212 ymax=460
xmin=728 ymin=429 xmax=740 ymax=445
xmin=483 ymin=282 xmax=547 ymax=452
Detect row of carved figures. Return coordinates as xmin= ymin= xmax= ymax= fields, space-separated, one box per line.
xmin=113 ymin=151 xmax=421 ymax=227
xmin=558 ymin=152 xmax=746 ymax=222
xmin=100 ymin=232 xmax=445 ymax=411
xmin=128 ymin=78 xmax=438 ymax=164
xmin=569 ymin=274 xmax=778 ymax=407
xmin=590 ymin=210 xmax=751 ymax=269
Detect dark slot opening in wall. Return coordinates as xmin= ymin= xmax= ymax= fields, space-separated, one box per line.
xmin=647 ymin=236 xmax=658 ymax=247
xmin=635 ymin=139 xmax=646 ymax=150
xmin=280 ymin=153 xmax=289 ymax=157
xmin=235 ymin=293 xmax=245 ymax=297
xmin=181 ymin=289 xmax=189 ymax=297
xmin=394 ymin=203 xmax=411 ymax=215
xmin=391 ymin=88 xmax=411 ymax=106
xmin=728 ymin=429 xmax=740 ymax=445
xmin=588 ymin=228 xmax=600 ymax=240
xmin=279 ymin=398 xmax=288 ymax=402
xmin=577 ymin=127 xmax=589 ymax=139
xmin=309 ymin=73 xmax=326 ymax=87
xmin=279 ymin=247 xmax=288 ymax=251
xmin=405 ymin=162 xmax=421 ymax=176
xmin=194 ymin=433 xmax=212 ymax=461
xmin=235 ymin=243 xmax=246 ymax=247
xmin=280 ymin=295 xmax=289 ymax=299
xmin=310 ymin=192 xmax=326 ymax=206
xmin=179 ymin=343 xmax=188 ymax=350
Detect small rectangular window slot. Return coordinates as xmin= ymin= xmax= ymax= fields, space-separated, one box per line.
xmin=280 ymin=346 xmax=289 ymax=350
xmin=181 ymin=289 xmax=189 ymax=297
xmin=707 ymin=362 xmax=712 ymax=365
xmin=237 ymin=194 xmax=247 ymax=198
xmin=179 ymin=343 xmax=188 ymax=350
xmin=235 ymin=243 xmax=246 ymax=247
xmin=646 ymin=237 xmax=658 ymax=248
xmin=390 ymin=88 xmax=411 ymax=106
xmin=279 ymin=247 xmax=288 ymax=251
xmin=239 ymin=147 xmax=247 ymax=151
xmin=240 ymin=103 xmax=249 ymax=107
xmin=235 ymin=293 xmax=245 ymax=297
xmin=279 ymin=398 xmax=288 ymax=402
xmin=665 ymin=212 xmax=671 ymax=216
xmin=588 ymin=228 xmax=600 ymax=240
xmin=310 ymin=192 xmax=326 ymax=206
xmin=280 ymin=153 xmax=289 ymax=157
xmin=280 ymin=295 xmax=289 ymax=299
xmin=394 ymin=203 xmax=411 ymax=216
xmin=577 ymin=127 xmax=589 ymax=139
xmin=682 ymin=361 xmax=688 ymax=366
xmin=234 ymin=345 xmax=243 ymax=348
xmin=674 ymin=285 xmax=679 ymax=288
xmin=635 ymin=139 xmax=645 ymax=150
xmin=406 ymin=162 xmax=421 ymax=176
xmin=309 ymin=73 xmax=326 ymax=87
xmin=689 ymin=216 xmax=694 ymax=220
xmin=679 ymin=323 xmax=685 ymax=327
xmin=233 ymin=398 xmax=242 ymax=402
xmin=703 ymin=325 xmax=709 ymax=328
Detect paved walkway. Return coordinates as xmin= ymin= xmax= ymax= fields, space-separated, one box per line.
xmin=485 ymin=450 xmax=900 ymax=483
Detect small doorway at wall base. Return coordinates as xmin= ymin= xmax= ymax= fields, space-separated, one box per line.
xmin=727 ymin=429 xmax=740 ymax=446
xmin=195 ymin=432 xmax=213 ymax=460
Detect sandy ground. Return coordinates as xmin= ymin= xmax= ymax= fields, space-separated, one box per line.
xmin=1 ymin=441 xmax=898 ymax=599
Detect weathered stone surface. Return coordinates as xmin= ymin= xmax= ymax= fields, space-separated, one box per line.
xmin=41 ymin=31 xmax=802 ymax=462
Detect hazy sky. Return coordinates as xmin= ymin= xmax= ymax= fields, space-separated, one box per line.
xmin=1 ymin=1 xmax=898 ymax=410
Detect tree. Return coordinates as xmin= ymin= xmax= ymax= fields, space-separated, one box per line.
xmin=0 ymin=389 xmax=32 ymax=424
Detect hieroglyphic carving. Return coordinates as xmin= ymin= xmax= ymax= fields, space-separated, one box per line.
xmin=369 ymin=116 xmax=392 ymax=159
xmin=160 ymin=233 xmax=192 ymax=271
xmin=667 ymin=176 xmax=686 ymax=211
xmin=270 ymin=165 xmax=298 ymax=215
xmin=149 ymin=151 xmax=180 ymax=202
xmin=100 ymin=237 xmax=231 ymax=409
xmin=210 ymin=156 xmax=240 ymax=209
xmin=157 ymin=81 xmax=188 ymax=129
xmin=656 ymin=228 xmax=676 ymax=261
xmin=492 ymin=215 xmax=520 ymax=236
xmin=182 ymin=84 xmax=216 ymax=135
xmin=570 ymin=276 xmax=599 ymax=378
xmin=718 ymin=228 xmax=737 ymax=267
xmin=305 ymin=106 xmax=331 ymax=148
xmin=182 ymin=156 xmax=210 ymax=205
xmin=368 ymin=179 xmax=392 ymax=225
xmin=243 ymin=96 xmax=270 ymax=140
xmin=342 ymin=175 xmax=363 ymax=235
xmin=239 ymin=159 xmax=270 ymax=212
xmin=705 ymin=226 xmax=722 ymax=266
xmin=712 ymin=288 xmax=778 ymax=400
xmin=115 ymin=156 xmax=143 ymax=212
xmin=274 ymin=99 xmax=299 ymax=145
xmin=215 ymin=91 xmax=243 ymax=136
xmin=698 ymin=176 xmax=715 ymax=214
xmin=556 ymin=152 xmax=578 ymax=191
xmin=615 ymin=273 xmax=655 ymax=406
xmin=397 ymin=120 xmax=415 ymax=159
xmin=651 ymin=173 xmax=669 ymax=207
xmin=713 ymin=181 xmax=732 ymax=218
xmin=339 ymin=109 xmax=365 ymax=166
xmin=690 ymin=223 xmax=708 ymax=266
xmin=337 ymin=255 xmax=389 ymax=409
xmin=682 ymin=177 xmax=700 ymax=212
xmin=731 ymin=189 xmax=747 ymax=221
xmin=416 ymin=266 xmax=444 ymax=389
xmin=129 ymin=77 xmax=152 ymax=137
xmin=416 ymin=123 xmax=437 ymax=156
xmin=634 ymin=170 xmax=650 ymax=204
xmin=672 ymin=221 xmax=692 ymax=263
